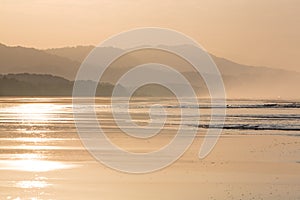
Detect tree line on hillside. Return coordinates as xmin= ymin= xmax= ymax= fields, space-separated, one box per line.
xmin=0 ymin=74 xmax=122 ymax=96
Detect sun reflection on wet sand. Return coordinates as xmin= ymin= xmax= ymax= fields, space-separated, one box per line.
xmin=0 ymin=101 xmax=80 ymax=200
xmin=0 ymin=159 xmax=78 ymax=172
xmin=0 ymin=103 xmax=79 ymax=172
xmin=16 ymin=180 xmax=50 ymax=189
xmin=1 ymin=176 xmax=52 ymax=200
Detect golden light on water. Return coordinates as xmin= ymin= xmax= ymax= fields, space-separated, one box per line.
xmin=0 ymin=160 xmax=77 ymax=172
xmin=11 ymin=103 xmax=56 ymax=121
xmin=15 ymin=153 xmax=43 ymax=160
xmin=0 ymin=102 xmax=79 ymax=200
xmin=0 ymin=103 xmax=79 ymax=173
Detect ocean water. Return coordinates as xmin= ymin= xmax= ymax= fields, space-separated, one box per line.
xmin=0 ymin=97 xmax=299 ymax=158
xmin=0 ymin=97 xmax=299 ymax=199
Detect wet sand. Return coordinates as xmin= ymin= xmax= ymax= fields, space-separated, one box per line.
xmin=1 ymin=133 xmax=299 ymax=200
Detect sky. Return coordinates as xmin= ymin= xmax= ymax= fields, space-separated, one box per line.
xmin=0 ymin=0 xmax=299 ymax=72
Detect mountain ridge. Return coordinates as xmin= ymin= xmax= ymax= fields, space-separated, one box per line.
xmin=44 ymin=44 xmax=299 ymax=75
xmin=0 ymin=43 xmax=299 ymax=98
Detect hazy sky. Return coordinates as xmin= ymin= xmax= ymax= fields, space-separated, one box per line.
xmin=1 ymin=0 xmax=299 ymax=72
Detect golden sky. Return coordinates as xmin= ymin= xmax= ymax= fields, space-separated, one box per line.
xmin=0 ymin=0 xmax=299 ymax=72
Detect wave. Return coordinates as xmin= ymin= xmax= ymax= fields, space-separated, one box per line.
xmin=226 ymin=114 xmax=300 ymax=119
xmin=195 ymin=124 xmax=300 ymax=131
xmin=165 ymin=102 xmax=300 ymax=109
xmin=226 ymin=103 xmax=300 ymax=109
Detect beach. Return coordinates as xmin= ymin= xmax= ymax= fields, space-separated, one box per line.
xmin=0 ymin=97 xmax=299 ymax=199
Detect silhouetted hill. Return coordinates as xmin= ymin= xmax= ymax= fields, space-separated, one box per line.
xmin=0 ymin=43 xmax=80 ymax=80
xmin=0 ymin=73 xmax=127 ymax=96
xmin=45 ymin=45 xmax=94 ymax=63
xmin=1 ymin=43 xmax=299 ymax=98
